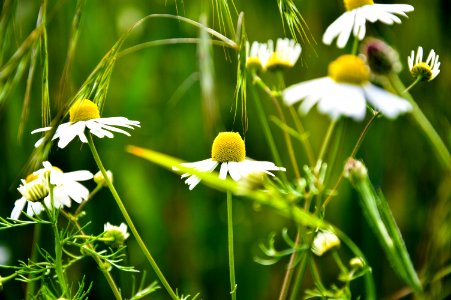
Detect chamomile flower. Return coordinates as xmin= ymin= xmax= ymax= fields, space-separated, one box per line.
xmin=246 ymin=41 xmax=270 ymax=71
xmin=408 ymin=46 xmax=440 ymax=82
xmin=283 ymin=54 xmax=412 ymax=121
xmin=312 ymin=230 xmax=340 ymax=256
xmin=103 ymin=222 xmax=130 ymax=248
xmin=11 ymin=161 xmax=93 ymax=220
xmin=32 ymin=99 xmax=140 ymax=149
xmin=323 ymin=0 xmax=414 ymax=49
xmin=266 ymin=38 xmax=302 ymax=71
xmin=175 ymin=132 xmax=286 ymax=190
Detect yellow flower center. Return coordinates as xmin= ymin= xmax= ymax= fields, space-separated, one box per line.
xmin=328 ymin=55 xmax=370 ymax=85
xmin=211 ymin=132 xmax=246 ymax=163
xmin=266 ymin=54 xmax=292 ymax=71
xmin=20 ymin=173 xmax=49 ymax=202
xmin=246 ymin=57 xmax=264 ymax=70
xmin=344 ymin=0 xmax=373 ymax=11
xmin=410 ymin=62 xmax=433 ymax=82
xmin=69 ymin=99 xmax=100 ymax=122
xmin=25 ymin=173 xmax=39 ymax=183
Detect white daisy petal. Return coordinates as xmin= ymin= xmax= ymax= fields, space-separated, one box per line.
xmin=227 ymin=162 xmax=242 ymax=181
xmin=219 ymin=162 xmax=229 ymax=180
xmin=11 ymin=198 xmax=27 ymax=220
xmin=364 ymin=83 xmax=412 ymax=118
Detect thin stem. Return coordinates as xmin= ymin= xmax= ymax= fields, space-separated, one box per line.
xmin=249 ymin=74 xmax=286 ymax=181
xmin=388 ymin=73 xmax=450 ymax=169
xmin=278 ymin=228 xmax=301 ymax=300
xmin=253 ymin=74 xmax=301 ymax=178
xmin=322 ymin=113 xmax=379 ymax=208
xmin=227 ymin=191 xmax=237 ymax=300
xmin=332 ymin=250 xmax=347 ymax=275
xmin=403 ymin=76 xmax=422 ymax=93
xmin=60 ymin=210 xmax=123 ymax=300
xmin=317 ymin=120 xmax=337 ymax=165
xmin=86 ymin=134 xmax=179 ymax=300
xmin=74 ymin=183 xmax=103 ymax=217
xmin=288 ymin=106 xmax=316 ymax=166
xmin=288 ymin=252 xmax=309 ymax=300
xmin=351 ymin=37 xmax=359 ymax=55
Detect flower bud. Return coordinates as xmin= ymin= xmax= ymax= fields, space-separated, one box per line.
xmin=94 ymin=170 xmax=113 ymax=186
xmin=361 ymin=38 xmax=401 ymax=75
xmin=344 ymin=158 xmax=368 ymax=185
xmin=103 ymin=222 xmax=129 ymax=248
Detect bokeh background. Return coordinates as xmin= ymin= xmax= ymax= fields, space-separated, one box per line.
xmin=0 ymin=0 xmax=450 ymax=299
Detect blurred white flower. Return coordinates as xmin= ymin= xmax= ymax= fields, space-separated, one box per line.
xmin=312 ymin=230 xmax=340 ymax=256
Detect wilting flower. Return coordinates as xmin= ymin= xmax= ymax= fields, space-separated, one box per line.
xmin=312 ymin=230 xmax=340 ymax=256
xmin=323 ymin=0 xmax=414 ymax=48
xmin=283 ymin=54 xmax=412 ymax=120
xmin=408 ymin=46 xmax=440 ymax=82
xmin=33 ymin=99 xmax=140 ymax=149
xmin=11 ymin=161 xmax=93 ymax=220
xmin=175 ymin=132 xmax=286 ymax=190
xmin=103 ymin=222 xmax=130 ymax=248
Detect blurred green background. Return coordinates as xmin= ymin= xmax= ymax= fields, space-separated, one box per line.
xmin=0 ymin=0 xmax=450 ymax=299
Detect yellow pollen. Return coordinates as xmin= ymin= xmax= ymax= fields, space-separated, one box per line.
xmin=411 ymin=62 xmax=433 ymax=82
xmin=211 ymin=132 xmax=246 ymax=163
xmin=25 ymin=173 xmax=39 ymax=183
xmin=344 ymin=0 xmax=373 ymax=11
xmin=69 ymin=99 xmax=100 ymax=122
xmin=266 ymin=54 xmax=291 ymax=71
xmin=246 ymin=57 xmax=264 ymax=70
xmin=328 ymin=55 xmax=370 ymax=85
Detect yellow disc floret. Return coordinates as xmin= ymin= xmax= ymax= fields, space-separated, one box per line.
xmin=344 ymin=0 xmax=373 ymax=11
xmin=19 ymin=172 xmax=49 ymax=202
xmin=211 ymin=132 xmax=246 ymax=163
xmin=328 ymin=55 xmax=370 ymax=85
xmin=410 ymin=62 xmax=433 ymax=82
xmin=69 ymin=99 xmax=100 ymax=122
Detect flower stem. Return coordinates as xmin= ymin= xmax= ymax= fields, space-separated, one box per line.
xmin=403 ymin=76 xmax=422 ymax=93
xmin=25 ymin=223 xmax=42 ymax=300
xmin=86 ymin=134 xmax=179 ymax=300
xmin=389 ymin=73 xmax=451 ymax=169
xmin=61 ymin=210 xmax=123 ymax=300
xmin=288 ymin=253 xmax=310 ymax=300
xmin=227 ymin=191 xmax=237 ymax=300
xmin=278 ymin=228 xmax=301 ymax=300
xmin=317 ymin=120 xmax=337 ymax=165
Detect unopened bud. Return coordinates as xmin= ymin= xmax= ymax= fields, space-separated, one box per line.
xmin=94 ymin=170 xmax=113 ymax=186
xmin=361 ymin=38 xmax=401 ymax=75
xmin=344 ymin=158 xmax=368 ymax=184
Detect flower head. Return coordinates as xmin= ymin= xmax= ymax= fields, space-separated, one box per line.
xmin=266 ymin=38 xmax=302 ymax=71
xmin=32 ymin=99 xmax=140 ymax=149
xmin=323 ymin=1 xmax=414 ymax=48
xmin=11 ymin=161 xmax=93 ymax=220
xmin=361 ymin=37 xmax=401 ymax=75
xmin=103 ymin=222 xmax=130 ymax=248
xmin=283 ymin=54 xmax=412 ymax=120
xmin=246 ymin=41 xmax=270 ymax=71
xmin=94 ymin=170 xmax=113 ymax=186
xmin=312 ymin=230 xmax=340 ymax=256
xmin=408 ymin=47 xmax=440 ymax=82
xmin=175 ymin=132 xmax=286 ymax=190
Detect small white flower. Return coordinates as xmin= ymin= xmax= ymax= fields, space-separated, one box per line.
xmin=175 ymin=132 xmax=286 ymax=190
xmin=266 ymin=38 xmax=302 ymax=70
xmin=246 ymin=41 xmax=270 ymax=71
xmin=283 ymin=55 xmax=412 ymax=121
xmin=11 ymin=161 xmax=93 ymax=220
xmin=407 ymin=46 xmax=440 ymax=82
xmin=103 ymin=222 xmax=130 ymax=248
xmin=32 ymin=99 xmax=140 ymax=149
xmin=312 ymin=230 xmax=340 ymax=256
xmin=323 ymin=0 xmax=414 ymax=49
xmin=94 ymin=170 xmax=114 ymax=186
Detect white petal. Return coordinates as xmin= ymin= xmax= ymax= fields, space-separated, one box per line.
xmin=363 ymin=83 xmax=412 ymax=119
xmin=62 ymin=170 xmax=94 ymax=181
xmin=219 ymin=163 xmax=228 ymax=180
xmin=57 ymin=122 xmax=86 ymax=148
xmin=283 ymin=78 xmax=331 ymax=105
xmin=11 ymin=198 xmax=27 ymax=220
xmin=31 ymin=127 xmax=52 ymax=134
xmin=336 ymin=11 xmax=356 ymax=48
xmin=322 ymin=11 xmax=354 ymax=47
xmin=227 ymin=162 xmax=241 ymax=181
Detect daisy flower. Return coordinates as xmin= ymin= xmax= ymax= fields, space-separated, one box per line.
xmin=11 ymin=161 xmax=93 ymax=220
xmin=175 ymin=132 xmax=286 ymax=190
xmin=311 ymin=230 xmax=340 ymax=256
xmin=103 ymin=222 xmax=130 ymax=248
xmin=32 ymin=99 xmax=140 ymax=149
xmin=323 ymin=0 xmax=414 ymax=49
xmin=408 ymin=46 xmax=440 ymax=82
xmin=266 ymin=38 xmax=302 ymax=71
xmin=283 ymin=54 xmax=412 ymax=121
xmin=246 ymin=41 xmax=270 ymax=71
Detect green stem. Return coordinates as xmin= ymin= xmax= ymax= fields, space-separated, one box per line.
xmin=86 ymin=134 xmax=179 ymax=300
xmin=74 ymin=183 xmax=103 ymax=217
xmin=61 ymin=210 xmax=123 ymax=300
xmin=249 ymin=74 xmax=286 ymax=181
xmin=317 ymin=120 xmax=337 ymax=165
xmin=389 ymin=73 xmax=450 ymax=169
xmin=403 ymin=76 xmax=422 ymax=93
xmin=227 ymin=191 xmax=237 ymax=300
xmin=278 ymin=228 xmax=301 ymax=300
xmin=288 ymin=252 xmax=309 ymax=300
xmin=288 ymin=106 xmax=316 ymax=166
xmin=351 ymin=37 xmax=359 ymax=55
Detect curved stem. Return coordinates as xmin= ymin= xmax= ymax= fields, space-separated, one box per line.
xmin=227 ymin=191 xmax=237 ymax=300
xmin=86 ymin=134 xmax=179 ymax=300
xmin=74 ymin=183 xmax=102 ymax=217
xmin=403 ymin=76 xmax=422 ymax=93
xmin=278 ymin=228 xmax=301 ymax=300
xmin=388 ymin=73 xmax=450 ymax=169
xmin=317 ymin=120 xmax=337 ymax=165
xmin=288 ymin=106 xmax=315 ymax=166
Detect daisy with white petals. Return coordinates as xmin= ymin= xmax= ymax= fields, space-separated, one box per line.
xmin=33 ymin=99 xmax=140 ymax=149
xmin=323 ymin=0 xmax=414 ymax=48
xmin=283 ymin=55 xmax=412 ymax=121
xmin=103 ymin=222 xmax=130 ymax=248
xmin=408 ymin=46 xmax=440 ymax=82
xmin=11 ymin=161 xmax=93 ymax=220
xmin=312 ymin=230 xmax=341 ymax=256
xmin=246 ymin=41 xmax=270 ymax=71
xmin=175 ymin=132 xmax=286 ymax=190
xmin=266 ymin=38 xmax=302 ymax=71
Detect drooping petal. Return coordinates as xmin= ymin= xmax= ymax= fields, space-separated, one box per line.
xmin=219 ymin=162 xmax=228 ymax=180
xmin=363 ymin=83 xmax=412 ymax=119
xmin=227 ymin=162 xmax=242 ymax=181
xmin=10 ymin=198 xmax=27 ymax=220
